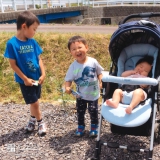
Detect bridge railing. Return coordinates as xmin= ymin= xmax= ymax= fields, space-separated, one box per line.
xmin=0 ymin=0 xmax=88 ymax=12
xmin=89 ymin=0 xmax=160 ymax=7
xmin=0 ymin=0 xmax=159 ymax=13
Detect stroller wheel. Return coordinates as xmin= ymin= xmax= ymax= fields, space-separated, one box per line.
xmin=93 ymin=140 xmax=102 ymax=160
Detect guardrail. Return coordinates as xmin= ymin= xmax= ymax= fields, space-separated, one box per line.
xmin=0 ymin=0 xmax=85 ymax=13
xmin=90 ymin=0 xmax=160 ymax=7
xmin=0 ymin=0 xmax=159 ymax=13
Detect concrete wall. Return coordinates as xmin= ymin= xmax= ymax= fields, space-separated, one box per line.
xmin=83 ymin=6 xmax=160 ymax=25
xmin=0 ymin=6 xmax=160 ymax=25
xmin=48 ymin=6 xmax=160 ymax=25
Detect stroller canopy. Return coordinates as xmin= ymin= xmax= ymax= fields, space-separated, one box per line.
xmin=109 ymin=13 xmax=160 ymax=68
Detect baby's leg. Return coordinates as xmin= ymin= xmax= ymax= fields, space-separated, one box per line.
xmin=106 ymin=89 xmax=123 ymax=108
xmin=125 ymin=106 xmax=133 ymax=114
xmin=125 ymin=88 xmax=146 ymax=114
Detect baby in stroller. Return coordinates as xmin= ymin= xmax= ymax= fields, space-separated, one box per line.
xmin=106 ymin=55 xmax=153 ymax=114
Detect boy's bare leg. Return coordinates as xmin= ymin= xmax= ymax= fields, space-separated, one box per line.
xmin=125 ymin=89 xmax=145 ymax=114
xmin=29 ymin=100 xmax=47 ymax=135
xmin=30 ymin=100 xmax=42 ymax=121
xmin=106 ymin=89 xmax=123 ymax=108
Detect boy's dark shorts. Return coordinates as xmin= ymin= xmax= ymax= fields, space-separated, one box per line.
xmin=19 ymin=83 xmax=41 ymax=104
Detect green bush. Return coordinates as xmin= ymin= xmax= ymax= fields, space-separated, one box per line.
xmin=35 ymin=4 xmax=41 ymax=9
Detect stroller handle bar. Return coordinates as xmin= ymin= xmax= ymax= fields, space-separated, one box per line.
xmin=120 ymin=12 xmax=160 ymax=24
xmin=102 ymin=75 xmax=158 ymax=86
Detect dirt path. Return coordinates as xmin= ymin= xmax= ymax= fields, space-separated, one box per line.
xmin=0 ymin=24 xmax=118 ymax=34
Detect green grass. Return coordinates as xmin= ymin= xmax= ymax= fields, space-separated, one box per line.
xmin=0 ymin=32 xmax=111 ymax=104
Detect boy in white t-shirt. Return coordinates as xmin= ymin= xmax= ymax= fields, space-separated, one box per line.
xmin=65 ymin=36 xmax=104 ymax=137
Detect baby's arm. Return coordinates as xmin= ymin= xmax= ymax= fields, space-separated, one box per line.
xmin=140 ymin=84 xmax=149 ymax=89
xmin=9 ymin=59 xmax=34 ymax=86
xmin=65 ymin=81 xmax=72 ymax=94
xmin=98 ymin=73 xmax=103 ymax=89
xmin=121 ymin=70 xmax=137 ymax=77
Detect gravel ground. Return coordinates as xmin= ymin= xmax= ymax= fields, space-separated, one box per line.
xmin=0 ymin=102 xmax=160 ymax=160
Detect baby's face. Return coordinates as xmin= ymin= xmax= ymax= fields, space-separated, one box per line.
xmin=134 ymin=62 xmax=152 ymax=77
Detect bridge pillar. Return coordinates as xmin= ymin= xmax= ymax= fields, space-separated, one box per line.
xmin=24 ymin=0 xmax=27 ymax=10
xmin=13 ymin=0 xmax=17 ymax=11
xmin=0 ymin=0 xmax=3 ymax=13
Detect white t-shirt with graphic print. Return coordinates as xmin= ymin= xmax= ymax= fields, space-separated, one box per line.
xmin=65 ymin=56 xmax=104 ymax=101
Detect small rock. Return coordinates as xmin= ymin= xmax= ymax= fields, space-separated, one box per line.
xmin=58 ymin=150 xmax=64 ymax=154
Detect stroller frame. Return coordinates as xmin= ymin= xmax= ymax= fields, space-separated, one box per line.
xmin=94 ymin=89 xmax=157 ymax=159
xmin=93 ymin=12 xmax=160 ymax=160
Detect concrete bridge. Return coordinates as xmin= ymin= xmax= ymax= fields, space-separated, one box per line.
xmin=0 ymin=6 xmax=88 ymax=23
xmin=0 ymin=5 xmax=160 ymax=25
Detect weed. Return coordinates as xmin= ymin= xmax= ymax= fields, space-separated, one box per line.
xmin=0 ymin=32 xmax=111 ymax=103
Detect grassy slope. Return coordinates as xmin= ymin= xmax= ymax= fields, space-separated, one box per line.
xmin=0 ymin=32 xmax=111 ymax=103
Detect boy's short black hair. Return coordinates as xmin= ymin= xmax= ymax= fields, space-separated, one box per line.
xmin=68 ymin=36 xmax=87 ymax=50
xmin=136 ymin=55 xmax=154 ymax=66
xmin=16 ymin=11 xmax=40 ymax=30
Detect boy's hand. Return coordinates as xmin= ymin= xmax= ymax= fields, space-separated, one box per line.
xmin=65 ymin=87 xmax=71 ymax=94
xmin=24 ymin=78 xmax=35 ymax=86
xmin=99 ymin=81 xmax=102 ymax=89
xmin=39 ymin=75 xmax=45 ymax=84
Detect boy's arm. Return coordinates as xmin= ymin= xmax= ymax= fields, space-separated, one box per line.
xmin=39 ymin=56 xmax=46 ymax=84
xmin=9 ymin=59 xmax=34 ymax=86
xmin=121 ymin=70 xmax=137 ymax=77
xmin=65 ymin=81 xmax=72 ymax=94
xmin=98 ymin=73 xmax=103 ymax=89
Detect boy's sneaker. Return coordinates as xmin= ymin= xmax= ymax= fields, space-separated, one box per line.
xmin=89 ymin=124 xmax=98 ymax=137
xmin=75 ymin=125 xmax=85 ymax=136
xmin=38 ymin=121 xmax=47 ymax=136
xmin=24 ymin=118 xmax=36 ymax=132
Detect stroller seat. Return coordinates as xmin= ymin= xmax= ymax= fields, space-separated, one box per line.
xmin=101 ymin=43 xmax=158 ymax=127
xmin=101 ymin=43 xmax=158 ymax=128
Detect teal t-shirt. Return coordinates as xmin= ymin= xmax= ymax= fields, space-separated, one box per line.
xmin=65 ymin=57 xmax=104 ymax=101
xmin=4 ymin=36 xmax=43 ymax=84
